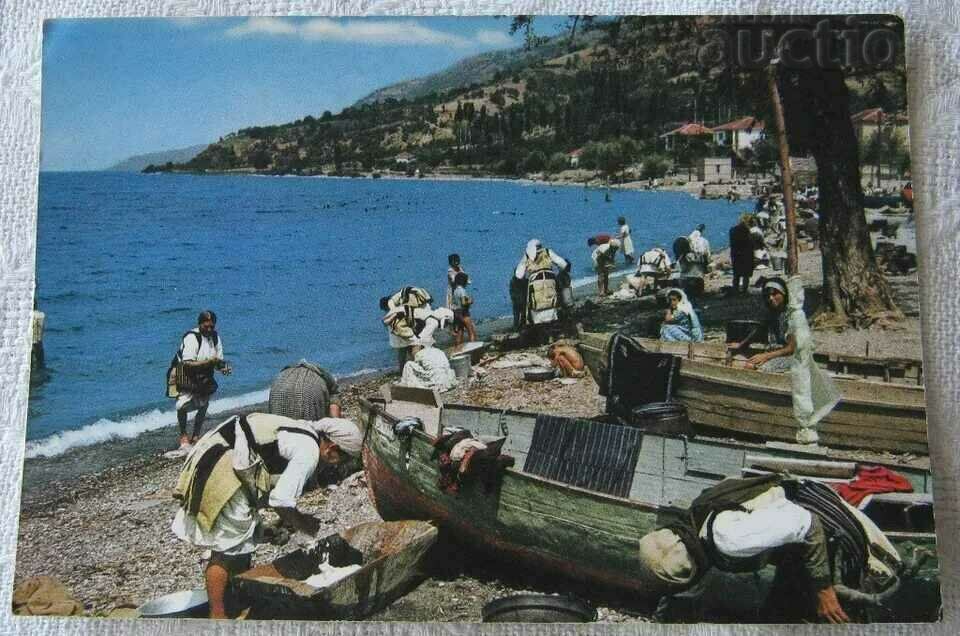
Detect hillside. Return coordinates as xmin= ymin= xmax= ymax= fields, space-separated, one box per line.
xmin=147 ymin=17 xmax=907 ymax=180
xmin=109 ymin=145 xmax=206 ymax=171
xmin=354 ymin=28 xmax=605 ymax=106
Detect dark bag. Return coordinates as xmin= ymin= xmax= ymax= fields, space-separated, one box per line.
xmin=689 ymin=473 xmax=785 ymax=531
xmin=167 ymin=330 xmax=219 ymax=397
xmin=602 ymin=333 xmax=681 ymax=419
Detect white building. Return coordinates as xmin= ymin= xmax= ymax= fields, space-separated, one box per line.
xmin=697 ymin=157 xmax=733 ymax=182
xmin=712 ymin=117 xmax=765 ymax=154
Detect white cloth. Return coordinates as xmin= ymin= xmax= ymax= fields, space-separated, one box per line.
xmin=386 ymin=304 xmax=434 ymax=349
xmin=400 ymin=346 xmax=458 ymax=392
xmin=688 ymin=230 xmax=711 ymax=260
xmin=172 ymin=488 xmax=257 ymax=555
xmin=670 ymin=287 xmax=696 ymax=318
xmin=638 ymin=248 xmax=671 ymax=275
xmin=415 ymin=307 xmax=454 ymax=346
xmin=312 ymin=417 xmax=364 ymax=457
xmin=449 ymin=438 xmax=487 ymax=462
xmin=704 ymin=493 xmax=813 ymax=560
xmin=242 ymin=414 xmax=321 ymax=509
xmin=619 ymin=224 xmax=635 ymax=256
xmin=514 ymin=244 xmax=568 ymax=279
xmin=175 ymin=328 xmax=224 ymax=410
xmin=785 ymin=276 xmax=841 ymax=441
xmin=591 ymin=239 xmax=620 ymax=271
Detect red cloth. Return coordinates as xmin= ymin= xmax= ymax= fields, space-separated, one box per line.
xmin=832 ymin=465 xmax=913 ymax=506
xmin=593 ymin=233 xmax=612 ymax=244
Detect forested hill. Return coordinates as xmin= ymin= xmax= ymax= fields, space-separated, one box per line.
xmin=146 ymin=17 xmax=906 ymax=179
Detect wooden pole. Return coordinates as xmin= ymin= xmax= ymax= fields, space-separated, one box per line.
xmin=767 ymin=63 xmax=800 ymax=275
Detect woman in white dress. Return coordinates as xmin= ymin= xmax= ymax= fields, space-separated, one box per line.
xmin=617 ymin=216 xmax=635 ymax=264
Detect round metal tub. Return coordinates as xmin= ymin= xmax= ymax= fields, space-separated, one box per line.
xmin=138 ymin=589 xmax=209 ymax=619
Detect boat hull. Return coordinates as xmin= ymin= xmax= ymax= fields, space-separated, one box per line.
xmin=361 ymin=407 xmax=678 ymax=597
xmin=578 ymin=332 xmax=928 ymax=454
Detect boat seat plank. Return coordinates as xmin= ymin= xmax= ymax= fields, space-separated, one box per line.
xmin=678 ymin=383 xmax=928 ymax=432
xmin=680 ymin=394 xmax=929 ymax=442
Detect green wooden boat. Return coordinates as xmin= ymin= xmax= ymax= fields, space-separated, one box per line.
xmin=359 ymin=390 xmax=938 ymax=619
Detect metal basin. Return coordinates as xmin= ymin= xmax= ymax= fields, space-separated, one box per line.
xmin=138 ymin=589 xmax=209 ymax=618
xmin=482 ymin=594 xmax=596 ymax=623
xmin=522 ymin=367 xmax=555 ymax=382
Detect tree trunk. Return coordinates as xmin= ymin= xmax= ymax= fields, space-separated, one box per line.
xmin=787 ymin=69 xmax=900 ymax=327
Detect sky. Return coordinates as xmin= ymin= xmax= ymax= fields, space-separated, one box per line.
xmin=40 ymin=16 xmax=567 ymax=171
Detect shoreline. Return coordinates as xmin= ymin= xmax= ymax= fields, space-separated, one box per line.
xmin=142 ymin=165 xmax=766 ymax=198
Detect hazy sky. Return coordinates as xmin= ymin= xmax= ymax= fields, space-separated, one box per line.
xmin=40 ymin=16 xmax=567 ymax=171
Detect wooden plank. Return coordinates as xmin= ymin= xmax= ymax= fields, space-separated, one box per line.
xmin=678 ymin=384 xmax=929 ymax=435
xmin=679 ymin=359 xmax=926 ymax=410
xmin=384 ymin=384 xmax=443 ymax=436
xmin=744 ymin=455 xmax=857 ymax=478
xmin=683 ymin=402 xmax=929 ymax=454
xmin=682 ymin=395 xmax=928 ymax=444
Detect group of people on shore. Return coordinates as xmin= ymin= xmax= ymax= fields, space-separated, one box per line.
xmin=162 ymin=192 xmax=841 ymax=618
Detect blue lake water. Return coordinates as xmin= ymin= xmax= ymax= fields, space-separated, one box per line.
xmin=28 ymin=171 xmax=747 ymax=457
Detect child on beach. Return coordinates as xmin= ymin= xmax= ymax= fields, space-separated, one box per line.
xmin=446 ymin=253 xmax=467 ymax=308
xmin=451 ymin=272 xmax=476 ymax=345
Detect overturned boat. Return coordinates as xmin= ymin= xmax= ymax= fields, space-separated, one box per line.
xmin=358 ymin=387 xmax=938 ymax=620
xmin=577 ymin=331 xmax=927 ymax=454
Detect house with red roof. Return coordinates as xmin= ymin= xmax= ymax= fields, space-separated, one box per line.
xmin=712 ymin=116 xmax=765 ymax=154
xmin=851 ymin=108 xmax=910 ymax=145
xmin=659 ymin=122 xmax=713 ymax=151
xmin=567 ymin=147 xmax=584 ymax=168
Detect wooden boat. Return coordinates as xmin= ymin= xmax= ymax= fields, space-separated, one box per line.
xmin=230 ymin=520 xmax=437 ymax=620
xmin=359 ymin=390 xmax=938 ymax=618
xmin=578 ymin=331 xmax=928 ymax=454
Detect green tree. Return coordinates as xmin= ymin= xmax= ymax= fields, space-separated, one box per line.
xmin=522 ymin=150 xmax=547 ymax=173
xmin=640 ymin=155 xmax=669 ymax=180
xmin=547 ymin=152 xmax=570 ymax=173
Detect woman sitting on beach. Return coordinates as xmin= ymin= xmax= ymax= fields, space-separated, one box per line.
xmin=729 ymin=277 xmax=796 ymax=372
xmin=659 ymin=288 xmax=703 ymax=342
xmin=727 ymin=277 xmax=840 ymax=444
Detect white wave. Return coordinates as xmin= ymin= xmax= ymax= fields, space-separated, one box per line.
xmin=571 ymin=268 xmax=632 ymax=289
xmin=25 ymin=388 xmax=270 ymax=459
xmin=336 ymin=366 xmax=390 ymax=380
xmin=25 ymin=365 xmax=400 ymax=459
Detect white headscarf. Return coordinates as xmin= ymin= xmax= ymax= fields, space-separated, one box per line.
xmin=669 ymin=287 xmax=695 ymax=316
xmin=525 ymin=239 xmax=541 ymax=261
xmin=667 ymin=288 xmax=704 ymax=341
xmin=312 ymin=417 xmax=363 ymax=457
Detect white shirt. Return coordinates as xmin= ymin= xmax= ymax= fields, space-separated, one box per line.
xmin=240 ymin=414 xmax=321 ymax=509
xmin=181 ymin=328 xmax=223 ymax=363
xmin=171 ymin=414 xmax=320 ymax=554
xmin=700 ymin=487 xmax=813 ymax=559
